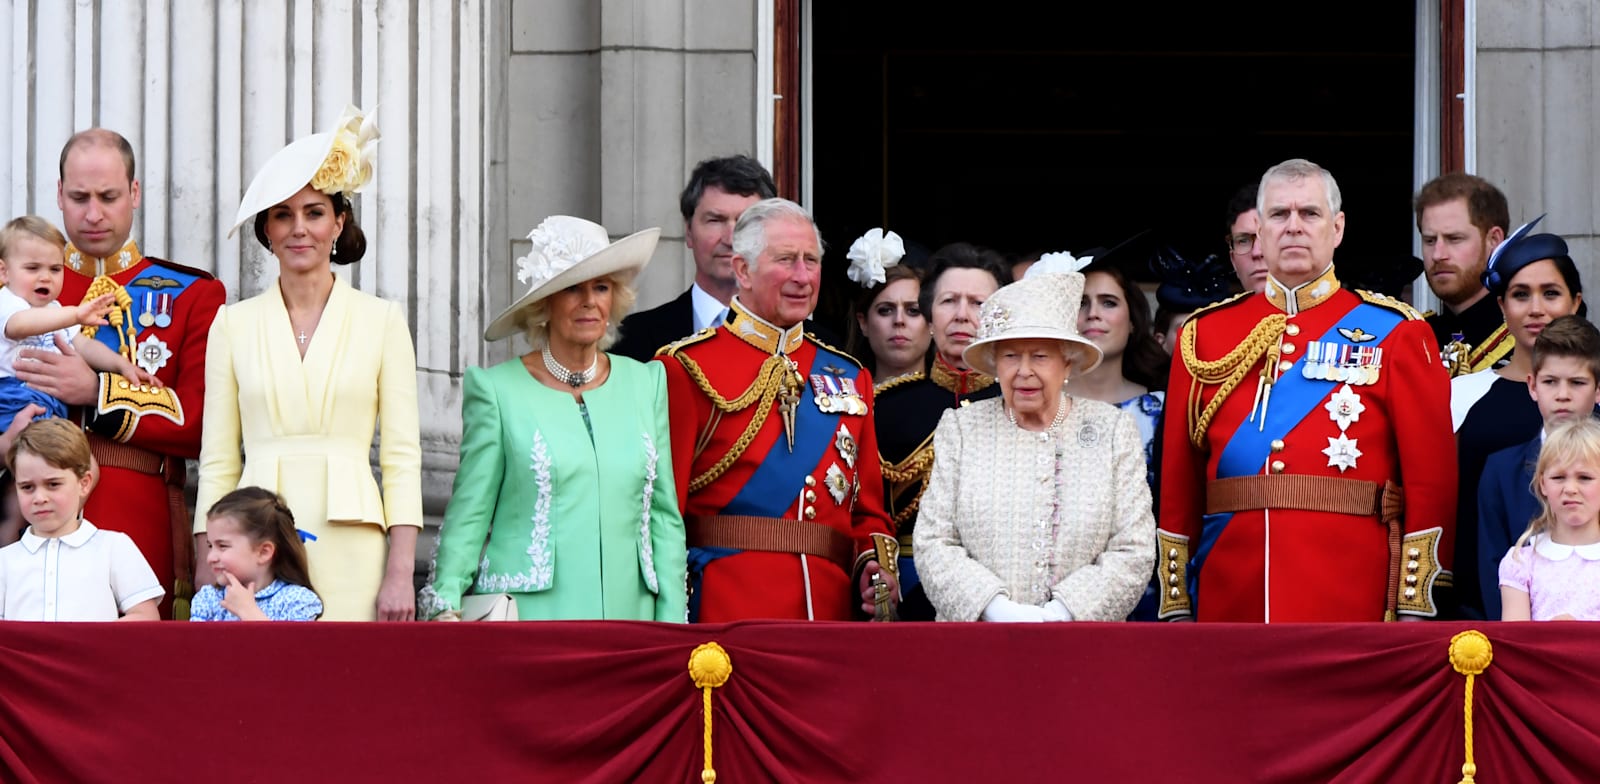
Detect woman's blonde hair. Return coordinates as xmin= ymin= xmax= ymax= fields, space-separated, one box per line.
xmin=517 ymin=274 xmax=638 ymax=351
xmin=1514 ymin=416 xmax=1600 ymax=557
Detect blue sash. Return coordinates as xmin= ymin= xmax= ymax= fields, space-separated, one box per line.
xmin=687 ymin=343 xmax=859 ymax=619
xmin=1189 ymin=301 xmax=1405 ymax=606
xmin=89 ymin=265 xmax=200 ymax=354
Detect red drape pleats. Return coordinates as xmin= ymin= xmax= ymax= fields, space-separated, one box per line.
xmin=0 ymin=620 xmax=1595 ymax=783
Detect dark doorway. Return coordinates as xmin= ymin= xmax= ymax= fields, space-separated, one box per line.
xmin=809 ymin=2 xmax=1417 ymax=328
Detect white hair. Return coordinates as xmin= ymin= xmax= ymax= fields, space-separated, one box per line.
xmin=730 ymin=197 xmax=825 ymax=272
xmin=1257 ymin=158 xmax=1342 ymax=215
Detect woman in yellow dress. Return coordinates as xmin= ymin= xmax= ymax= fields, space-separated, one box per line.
xmin=194 ymin=107 xmax=422 ymax=621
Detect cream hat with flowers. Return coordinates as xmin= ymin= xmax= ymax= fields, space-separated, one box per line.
xmin=228 ymin=105 xmax=379 ymax=237
xmin=961 ymin=271 xmax=1103 ymax=376
xmin=483 ymin=216 xmax=661 ymax=342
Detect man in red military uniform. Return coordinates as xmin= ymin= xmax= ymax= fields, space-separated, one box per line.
xmin=15 ymin=130 xmax=225 ymax=619
xmin=657 ymin=198 xmax=898 ymax=621
xmin=1158 ymin=158 xmax=1456 ymax=622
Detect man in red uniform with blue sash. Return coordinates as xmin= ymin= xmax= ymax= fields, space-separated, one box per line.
xmin=15 ymin=130 xmax=225 ymax=618
xmin=658 ymin=198 xmax=898 ymax=621
xmin=1158 ymin=159 xmax=1456 ymax=622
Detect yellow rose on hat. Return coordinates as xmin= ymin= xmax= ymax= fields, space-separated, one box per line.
xmin=311 ymin=130 xmax=362 ymax=194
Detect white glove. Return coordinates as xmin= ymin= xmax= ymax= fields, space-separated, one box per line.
xmin=980 ymin=595 xmax=1047 ymax=622
xmin=1041 ymin=598 xmax=1073 ymax=622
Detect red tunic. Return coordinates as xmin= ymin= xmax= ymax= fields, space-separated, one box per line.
xmin=60 ymin=243 xmax=225 ymax=618
xmin=657 ymin=301 xmax=892 ymax=621
xmin=1159 ymin=267 xmax=1456 ymax=621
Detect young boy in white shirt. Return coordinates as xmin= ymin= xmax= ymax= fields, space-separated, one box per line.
xmin=0 ymin=418 xmax=162 ymax=620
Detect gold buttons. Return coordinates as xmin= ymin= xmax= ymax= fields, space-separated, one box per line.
xmin=118 ymin=381 xmax=129 ymax=389
xmin=804 ymin=507 xmax=816 ymax=520
xmin=1278 ymin=360 xmax=1293 ymax=373
xmin=804 ymin=476 xmax=817 ymax=488
xmin=1406 ymin=560 xmax=1420 ymax=572
xmin=1270 ymin=439 xmax=1285 ymax=452
xmin=1167 ymin=573 xmax=1179 ymax=586
xmin=1405 ymin=574 xmax=1418 ymax=586
xmin=804 ymin=490 xmax=816 ymax=503
xmin=1281 ymin=342 xmax=1296 ymax=355
xmin=1270 ymin=460 xmax=1285 ymax=474
xmin=1169 ymin=587 xmax=1180 ymax=599
xmin=1407 ymin=548 xmax=1420 ymax=559
xmin=1403 ymin=587 xmax=1417 ymax=599
xmin=1167 ymin=548 xmax=1178 ymax=559
xmin=1285 ymin=323 xmax=1301 ymax=336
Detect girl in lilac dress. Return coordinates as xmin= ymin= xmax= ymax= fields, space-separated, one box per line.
xmin=1500 ymin=417 xmax=1600 ymax=621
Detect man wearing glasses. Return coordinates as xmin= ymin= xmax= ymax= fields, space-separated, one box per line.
xmin=1414 ymin=172 xmax=1511 ymax=376
xmin=1223 ymin=183 xmax=1267 ymax=294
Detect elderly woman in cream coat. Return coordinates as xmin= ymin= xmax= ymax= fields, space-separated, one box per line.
xmin=913 ymin=270 xmax=1155 ymax=621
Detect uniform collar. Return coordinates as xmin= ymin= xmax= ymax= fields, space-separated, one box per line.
xmin=930 ymin=353 xmax=995 ymax=396
xmin=20 ymin=518 xmax=98 ymax=553
xmin=1534 ymin=533 xmax=1600 ymax=561
xmin=65 ymin=240 xmax=142 ymax=277
xmin=726 ymin=296 xmax=805 ymax=355
xmin=1262 ymin=264 xmax=1340 ymax=316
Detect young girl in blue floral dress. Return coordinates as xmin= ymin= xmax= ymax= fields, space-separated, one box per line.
xmin=191 ymin=487 xmax=323 ymax=621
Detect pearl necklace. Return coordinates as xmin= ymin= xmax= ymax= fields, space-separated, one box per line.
xmin=542 ymin=348 xmax=598 ymax=388
xmin=1006 ymin=393 xmax=1069 ymax=439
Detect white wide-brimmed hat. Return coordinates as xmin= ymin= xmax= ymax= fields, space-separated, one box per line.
xmin=228 ymin=104 xmax=380 ymax=237
xmin=483 ymin=216 xmax=661 ymax=342
xmin=962 ymin=271 xmax=1103 ymax=376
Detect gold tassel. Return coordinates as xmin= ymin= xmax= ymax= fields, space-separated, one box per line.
xmin=1449 ymin=630 xmax=1493 ymax=784
xmin=688 ymin=642 xmax=733 ymax=783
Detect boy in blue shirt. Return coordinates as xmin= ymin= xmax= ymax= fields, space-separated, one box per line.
xmin=1477 ymin=315 xmax=1600 ymax=618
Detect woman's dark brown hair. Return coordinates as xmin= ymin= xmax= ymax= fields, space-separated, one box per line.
xmin=207 ymin=487 xmax=318 ymax=594
xmin=252 ymin=191 xmax=367 ymax=265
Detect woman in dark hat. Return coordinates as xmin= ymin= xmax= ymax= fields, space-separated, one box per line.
xmin=1151 ymin=249 xmax=1236 ymax=354
xmin=1450 ymin=216 xmax=1585 ymax=619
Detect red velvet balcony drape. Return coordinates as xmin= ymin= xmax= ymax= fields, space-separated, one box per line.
xmin=1 ymin=621 xmax=1596 ymax=782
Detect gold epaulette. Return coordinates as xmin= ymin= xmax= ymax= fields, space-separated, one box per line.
xmin=654 ymin=327 xmax=717 ymax=358
xmin=873 ymin=370 xmax=925 ymax=397
xmin=1187 ymin=289 xmax=1252 ymax=320
xmin=1357 ymin=289 xmax=1425 ymax=320
xmin=804 ymin=332 xmax=863 ymax=368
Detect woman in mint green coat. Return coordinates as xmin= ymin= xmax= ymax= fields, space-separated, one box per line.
xmin=418 ymin=216 xmax=686 ymax=621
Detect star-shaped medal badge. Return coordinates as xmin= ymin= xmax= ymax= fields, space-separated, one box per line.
xmin=1324 ymin=383 xmax=1365 ymax=431
xmin=135 ymin=335 xmax=173 ymax=375
xmin=1322 ymin=433 xmax=1363 ymax=473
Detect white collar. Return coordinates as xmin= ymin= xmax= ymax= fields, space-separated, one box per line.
xmin=20 ymin=518 xmax=98 ymax=553
xmin=1533 ymin=532 xmax=1600 ymax=561
xmin=689 ymin=283 xmax=729 ymax=331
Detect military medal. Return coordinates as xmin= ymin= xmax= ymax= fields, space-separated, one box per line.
xmin=824 ymin=463 xmax=849 ymax=505
xmin=1325 ymin=383 xmax=1364 ymax=430
xmin=154 ymin=293 xmax=173 ymax=328
xmin=1322 ymin=432 xmax=1362 ymax=472
xmin=834 ymin=423 xmax=857 ymax=468
xmin=135 ymin=335 xmax=173 ymax=374
xmin=138 ymin=291 xmax=157 ymax=327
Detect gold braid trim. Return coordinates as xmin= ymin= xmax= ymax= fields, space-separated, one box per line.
xmin=1180 ymin=313 xmax=1287 ymax=449
xmin=882 ymin=437 xmax=935 ymax=533
xmin=79 ymin=275 xmax=136 ymax=359
xmin=675 ymin=352 xmax=789 ymax=492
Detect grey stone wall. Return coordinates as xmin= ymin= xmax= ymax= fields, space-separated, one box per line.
xmin=1476 ymin=0 xmax=1600 ymax=284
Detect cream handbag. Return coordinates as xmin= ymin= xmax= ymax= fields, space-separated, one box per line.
xmin=460 ymin=593 xmax=518 ymax=621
